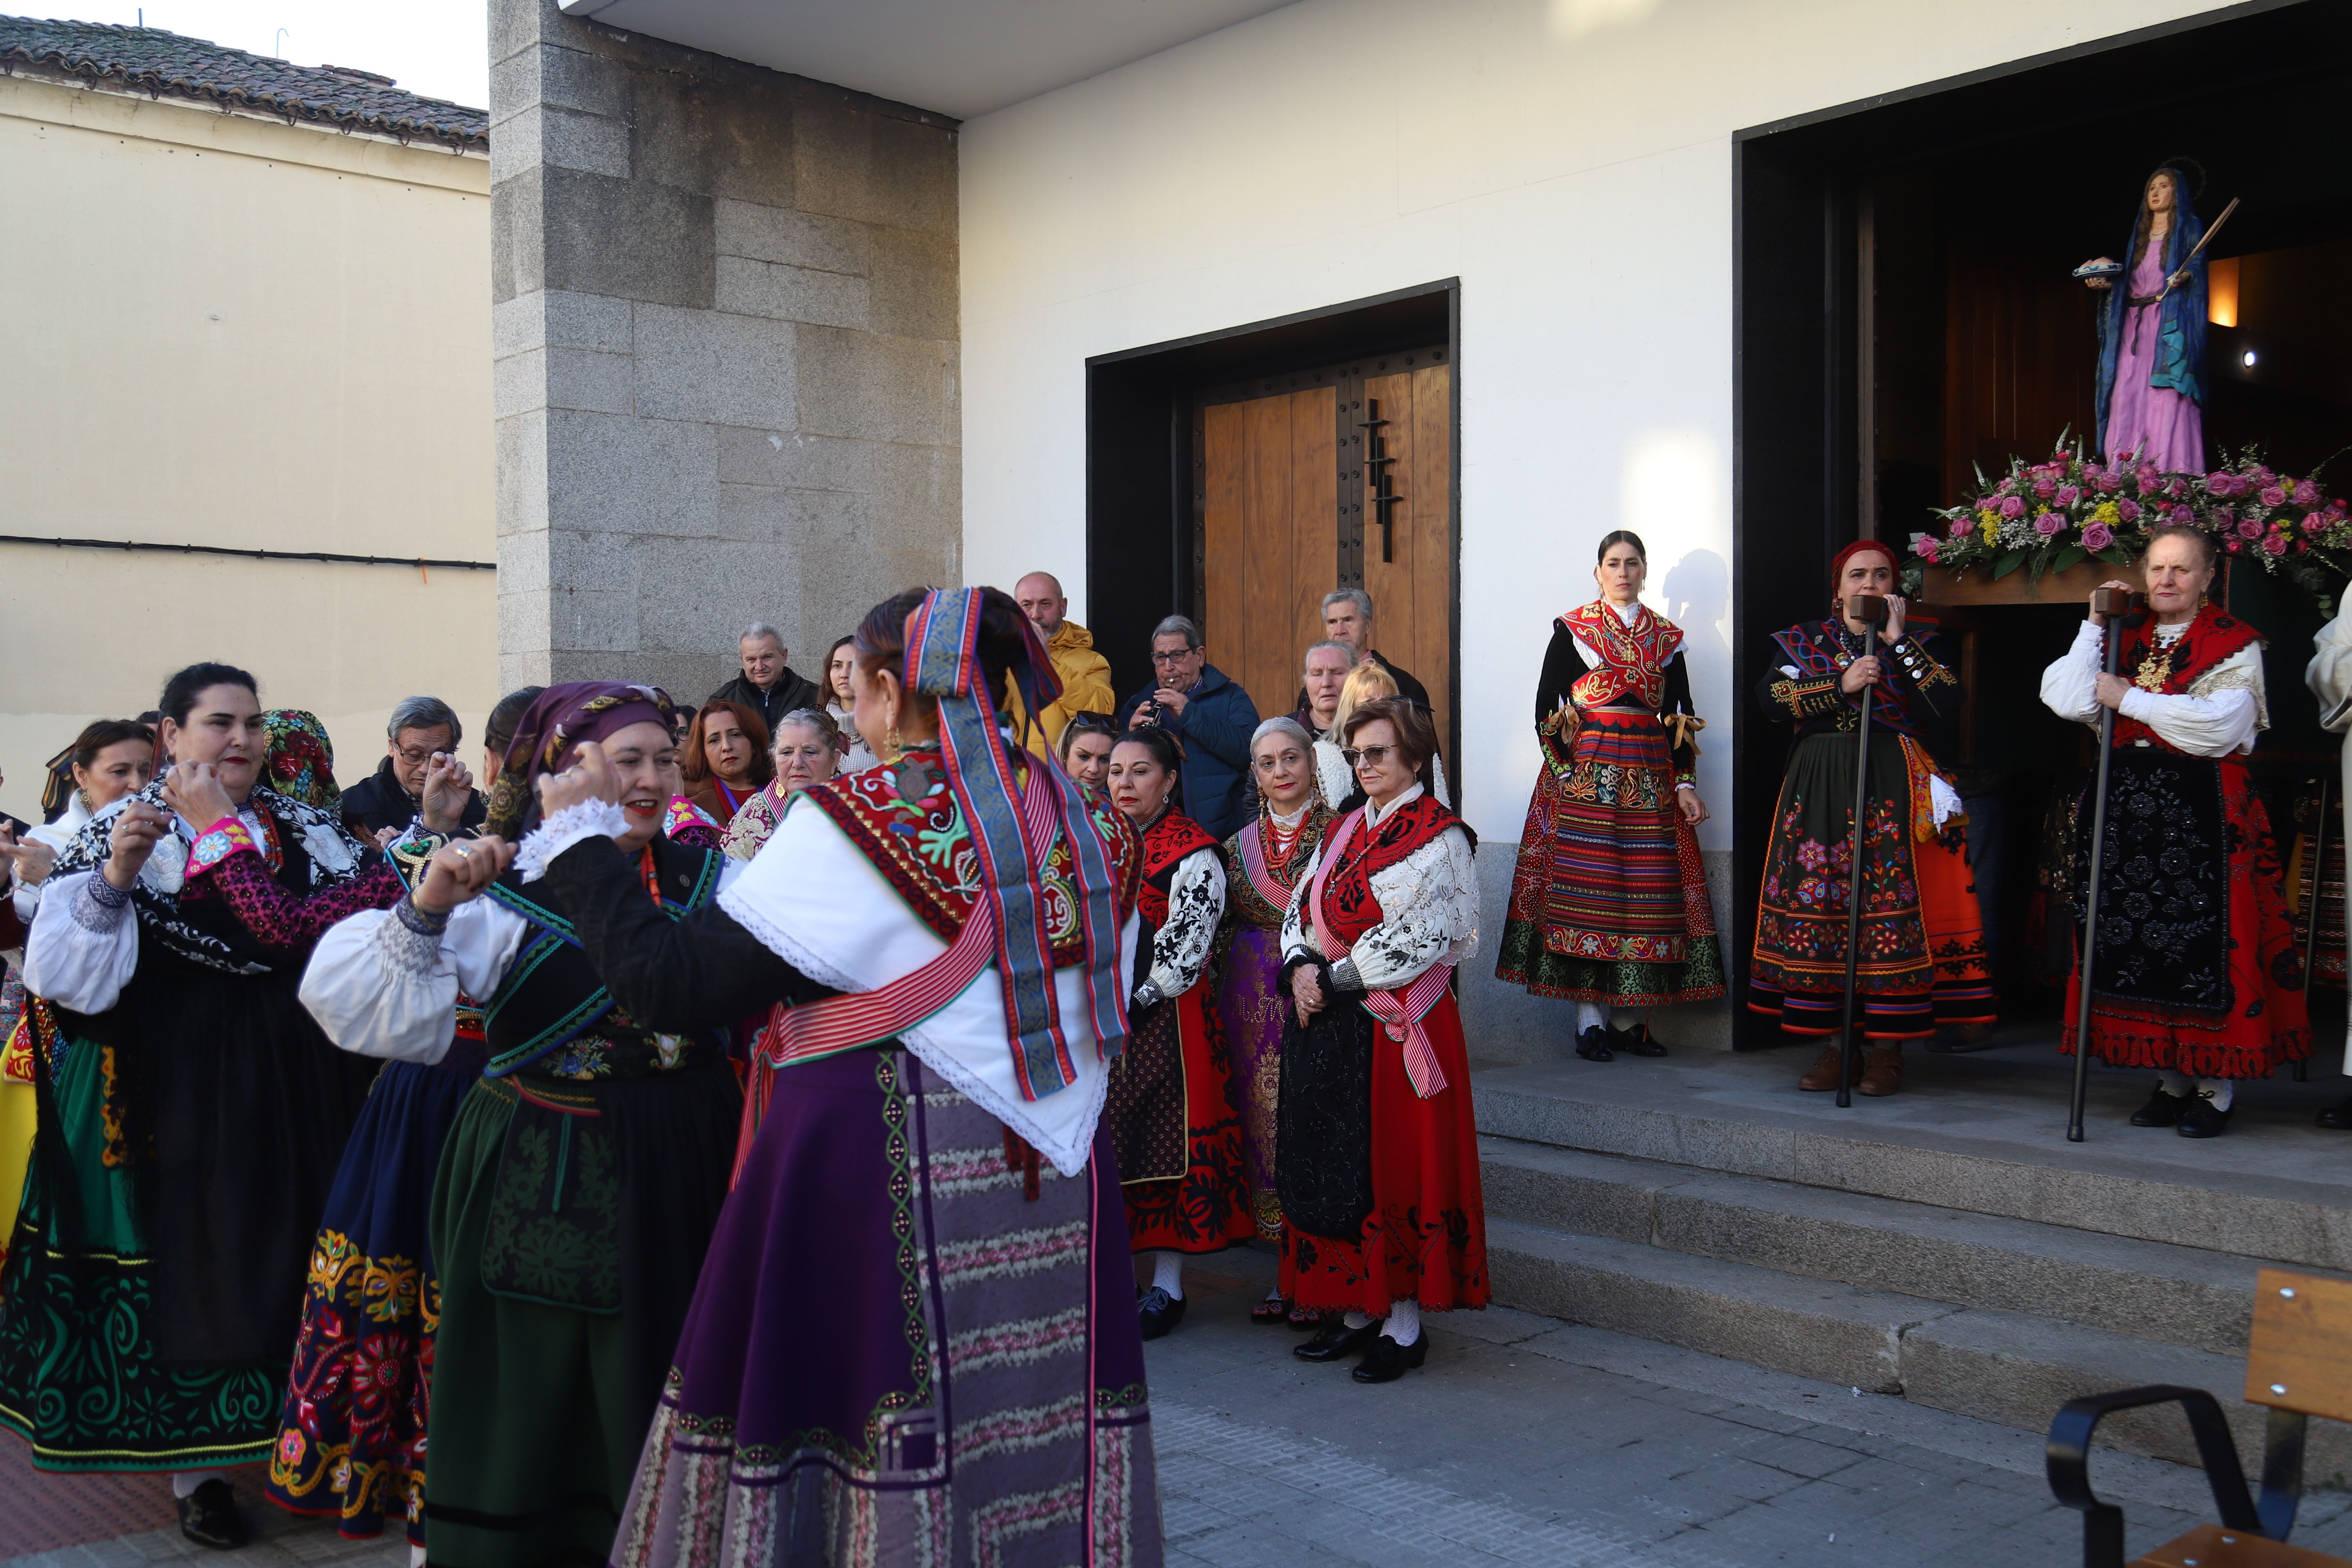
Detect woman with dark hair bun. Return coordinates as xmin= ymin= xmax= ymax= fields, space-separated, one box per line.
xmin=340 ymin=588 xmax=1164 ymax=1566
xmin=7 ymin=663 xmax=472 ymax=1549
xmin=1499 ymin=530 xmax=1724 ymax=1060
xmin=1101 ymin=722 xmax=1251 ymax=1340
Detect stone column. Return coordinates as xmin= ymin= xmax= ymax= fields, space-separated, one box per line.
xmin=490 ymin=0 xmax=960 ymax=700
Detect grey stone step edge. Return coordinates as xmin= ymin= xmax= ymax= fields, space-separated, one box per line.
xmin=1476 ymin=1082 xmax=2352 ymax=1272
xmin=1486 ymin=1217 xmax=2352 ymax=1479
xmin=1480 ymin=1135 xmax=2295 ymax=1356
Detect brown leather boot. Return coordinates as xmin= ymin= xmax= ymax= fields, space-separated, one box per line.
xmin=1856 ymin=1045 xmax=1904 ymax=1097
xmin=1796 ymin=1044 xmax=1845 ymax=1092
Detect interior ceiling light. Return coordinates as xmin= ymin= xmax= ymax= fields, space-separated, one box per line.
xmin=2243 ymin=349 xmax=2259 ymax=368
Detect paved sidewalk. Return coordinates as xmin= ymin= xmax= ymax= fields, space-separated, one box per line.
xmin=9 ymin=1241 xmax=2351 ymax=1567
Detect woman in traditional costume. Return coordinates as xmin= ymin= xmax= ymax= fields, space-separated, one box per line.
xmin=1749 ymin=542 xmax=1995 ymax=1095
xmin=679 ymin=698 xmax=771 ymax=829
xmin=718 ymin=707 xmax=845 ymax=861
xmin=266 ymin=688 xmax=533 ymax=1558
xmin=1104 ymin=723 xmax=1253 ymax=1340
xmin=2079 ymin=164 xmax=2207 ymax=475
xmin=1280 ymin=696 xmax=1484 ymax=1383
xmin=1214 ymin=717 xmax=1334 ymax=1327
xmin=297 ymin=681 xmax=741 ymax=1568
xmin=4 ymin=665 xmax=437 ymax=1549
xmin=416 ymin=586 xmax=1161 ymax=1567
xmin=1497 ymin=530 xmax=1724 ymax=1060
xmin=2041 ymin=526 xmax=2308 ymax=1136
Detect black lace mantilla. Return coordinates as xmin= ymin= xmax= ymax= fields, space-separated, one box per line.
xmin=2075 ymin=750 xmax=2231 ymax=1014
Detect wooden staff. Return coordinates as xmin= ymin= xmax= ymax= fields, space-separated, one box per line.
xmin=1836 ymin=593 xmax=1887 ymax=1109
xmin=2152 ymin=197 xmax=2239 ymax=309
xmin=2069 ymin=587 xmax=2147 ymax=1142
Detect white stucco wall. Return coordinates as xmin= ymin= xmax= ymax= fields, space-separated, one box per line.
xmin=0 ymin=75 xmax=495 ymax=818
xmin=956 ymin=0 xmax=2217 ymax=1053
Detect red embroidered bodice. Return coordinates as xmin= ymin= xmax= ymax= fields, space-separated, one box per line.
xmin=1562 ymin=600 xmax=1685 ymax=712
xmin=1137 ymin=808 xmax=1219 ymax=929
xmin=1316 ymin=795 xmax=1459 ymax=948
xmin=2110 ymin=604 xmax=2262 ymax=752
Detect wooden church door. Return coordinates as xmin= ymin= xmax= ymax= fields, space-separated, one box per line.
xmin=1193 ymin=349 xmax=1454 ymax=758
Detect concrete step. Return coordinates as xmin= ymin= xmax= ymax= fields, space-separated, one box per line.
xmin=1484 ymin=1214 xmax=2352 ymax=1475
xmin=1473 ymin=1061 xmax=2352 ymax=1270
xmin=1480 ymin=1136 xmax=2269 ymax=1354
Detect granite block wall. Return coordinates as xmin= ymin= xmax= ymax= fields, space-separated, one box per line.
xmin=490 ymin=0 xmax=961 ymax=700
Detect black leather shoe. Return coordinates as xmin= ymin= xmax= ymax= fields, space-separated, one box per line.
xmin=1574 ymin=1026 xmax=1614 ymax=1063
xmin=177 ymin=1479 xmax=248 ymax=1551
xmin=2318 ymin=1096 xmax=2352 ymax=1130
xmin=1294 ymin=1318 xmax=1378 ymax=1362
xmin=1137 ymin=1286 xmax=1186 ymax=1340
xmin=2177 ymin=1096 xmax=2235 ymax=1139
xmin=1351 ymin=1331 xmax=1431 ymax=1383
xmin=1612 ymin=1021 xmax=1668 ymax=1057
xmin=2129 ymin=1084 xmax=2193 ymax=1127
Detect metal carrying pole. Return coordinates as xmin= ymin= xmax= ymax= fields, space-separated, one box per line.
xmin=1837 ymin=594 xmax=1887 ymax=1109
xmin=2297 ymin=768 xmax=2333 ymax=1084
xmin=2069 ymin=588 xmax=2145 ymax=1142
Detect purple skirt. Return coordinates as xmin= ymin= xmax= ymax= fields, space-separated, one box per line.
xmin=612 ymin=1048 xmax=1162 ymax=1568
xmin=1212 ymin=925 xmax=1288 ymax=1240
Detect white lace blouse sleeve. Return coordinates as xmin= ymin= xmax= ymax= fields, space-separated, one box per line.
xmin=1147 ymin=846 xmax=1227 ymax=999
xmin=1432 ymin=751 xmax=1452 ymax=810
xmin=2040 ymin=619 xmax=2107 ymax=726
xmin=1280 ymin=843 xmax=1324 ymax=961
xmin=2118 ymin=643 xmax=2265 ymax=757
xmin=23 ymin=871 xmax=139 ymax=1014
xmin=298 ymin=896 xmax=529 ymax=1063
xmin=1346 ymin=825 xmax=1480 ymax=992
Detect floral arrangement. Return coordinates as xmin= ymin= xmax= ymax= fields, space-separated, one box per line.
xmin=1901 ymin=439 xmax=2350 ymax=605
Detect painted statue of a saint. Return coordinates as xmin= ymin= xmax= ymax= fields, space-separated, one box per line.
xmin=2078 ymin=165 xmax=2207 ymax=475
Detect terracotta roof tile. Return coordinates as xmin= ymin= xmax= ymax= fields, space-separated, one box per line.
xmin=0 ymin=15 xmax=486 ymax=151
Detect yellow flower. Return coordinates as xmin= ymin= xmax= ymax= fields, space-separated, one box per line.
xmin=1979 ymin=514 xmax=1999 ymax=544
xmin=2092 ymin=501 xmax=2120 ymax=525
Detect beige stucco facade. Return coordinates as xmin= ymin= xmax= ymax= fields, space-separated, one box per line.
xmin=0 ymin=72 xmax=493 ymax=820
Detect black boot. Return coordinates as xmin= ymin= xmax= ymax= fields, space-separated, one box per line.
xmin=177 ymin=1479 xmax=248 ymax=1551
xmin=1574 ymin=1025 xmax=1614 ymax=1063
xmin=1611 ymin=1020 xmax=1667 ymax=1057
xmin=2129 ymin=1082 xmax=2193 ymax=1127
xmin=1294 ymin=1318 xmax=1379 ymax=1362
xmin=2177 ymin=1094 xmax=2235 ymax=1139
xmin=1351 ymin=1331 xmax=1432 ymax=1383
xmin=1137 ymin=1286 xmax=1186 ymax=1340
xmin=2318 ymin=1096 xmax=2352 ymax=1130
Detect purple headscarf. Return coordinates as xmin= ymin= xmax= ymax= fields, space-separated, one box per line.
xmin=484 ymin=681 xmax=678 ymax=838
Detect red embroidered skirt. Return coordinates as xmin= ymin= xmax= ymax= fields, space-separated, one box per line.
xmin=1121 ymin=986 xmax=1255 ymax=1254
xmin=2062 ymin=753 xmax=2310 ymax=1078
xmin=1277 ymin=991 xmax=1488 ymax=1315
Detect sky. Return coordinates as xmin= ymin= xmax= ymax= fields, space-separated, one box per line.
xmin=62 ymin=0 xmax=488 ymax=108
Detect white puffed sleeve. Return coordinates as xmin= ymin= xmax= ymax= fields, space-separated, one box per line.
xmin=1147 ymin=847 xmax=1227 ymax=999
xmin=24 ymin=872 xmax=140 ymax=1014
xmin=2311 ymin=607 xmax=2352 ymax=734
xmin=2040 ymin=620 xmax=2108 ymax=726
xmin=299 ymin=897 xmax=529 ymax=1063
xmin=1350 ymin=825 xmax=1480 ymax=990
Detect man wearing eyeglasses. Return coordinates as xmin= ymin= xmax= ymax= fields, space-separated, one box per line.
xmin=1113 ymin=615 xmax=1260 ymax=839
xmin=340 ymin=694 xmax=487 ymax=839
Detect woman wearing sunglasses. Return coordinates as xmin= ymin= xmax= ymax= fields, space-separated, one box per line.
xmin=1102 ymin=724 xmax=1253 ymax=1340
xmin=1279 ymin=697 xmax=1485 ymax=1383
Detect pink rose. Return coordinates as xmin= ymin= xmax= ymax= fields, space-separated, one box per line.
xmin=2166 ymin=478 xmax=2189 ymax=499
xmin=2056 ymin=485 xmax=2081 ymax=506
xmin=2238 ymin=518 xmax=2263 ymax=539
xmin=2255 ymin=465 xmax=2276 ymax=484
xmin=1918 ymin=538 xmax=1940 ymax=564
xmin=2034 ymin=476 xmax=2057 ymax=499
xmin=2207 ymin=471 xmax=2233 ymax=491
xmin=2082 ymin=522 xmax=2115 ymax=551
xmin=2264 ymin=532 xmax=2289 ymax=556
xmin=2261 ymin=486 xmax=2287 ymax=508
xmin=1999 ymin=495 xmax=2026 ymax=519
xmin=2228 ymin=537 xmax=2243 ymax=553
xmin=1949 ymin=517 xmax=1975 ymax=540
xmin=2117 ymin=497 xmax=2141 ymax=522
xmin=2168 ymin=504 xmax=2196 ymax=527
xmin=2035 ymin=511 xmax=2066 ymax=537
xmin=2135 ymin=466 xmax=2159 ymax=492
xmin=2306 ymin=512 xmax=2328 ymax=535
xmin=2295 ymin=480 xmax=2320 ymax=507
xmin=2095 ymin=470 xmax=2121 ymax=493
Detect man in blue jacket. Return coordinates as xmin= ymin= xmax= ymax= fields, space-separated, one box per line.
xmin=1114 ymin=615 xmax=1260 ymax=840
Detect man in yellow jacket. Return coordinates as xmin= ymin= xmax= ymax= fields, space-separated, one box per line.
xmin=1009 ymin=571 xmax=1115 ymax=755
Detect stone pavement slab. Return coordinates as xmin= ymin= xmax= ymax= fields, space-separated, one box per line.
xmin=1146 ymin=1244 xmax=2352 ymax=1567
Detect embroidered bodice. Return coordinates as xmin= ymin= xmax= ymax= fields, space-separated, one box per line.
xmin=1758 ymin=618 xmax=1960 ymax=742
xmin=1281 ymin=787 xmax=1479 ymax=992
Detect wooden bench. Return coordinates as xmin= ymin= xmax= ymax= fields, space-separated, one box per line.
xmin=2047 ymin=1268 xmax=2352 ymax=1567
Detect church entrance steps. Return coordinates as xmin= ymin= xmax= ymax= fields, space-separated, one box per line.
xmin=1470 ymin=1048 xmax=2352 ymax=1473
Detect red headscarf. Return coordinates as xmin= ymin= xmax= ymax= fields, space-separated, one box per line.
xmin=1829 ymin=539 xmax=1899 ymax=596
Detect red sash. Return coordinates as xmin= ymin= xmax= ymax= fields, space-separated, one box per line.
xmin=1305 ymin=807 xmax=1453 ymax=1099
xmin=1236 ymin=816 xmax=1300 ymax=914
